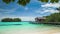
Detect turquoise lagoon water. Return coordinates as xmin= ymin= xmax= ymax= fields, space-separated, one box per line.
xmin=0 ymin=22 xmax=60 ymax=34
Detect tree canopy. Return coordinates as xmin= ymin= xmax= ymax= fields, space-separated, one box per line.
xmin=1 ymin=18 xmax=21 ymax=22
xmin=2 ymin=0 xmax=15 ymax=4
xmin=38 ymin=0 xmax=59 ymax=3
xmin=2 ymin=0 xmax=59 ymax=6
xmin=56 ymin=7 xmax=60 ymax=11
xmin=2 ymin=0 xmax=30 ymax=6
xmin=44 ymin=13 xmax=60 ymax=22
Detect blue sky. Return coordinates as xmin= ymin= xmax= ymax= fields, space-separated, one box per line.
xmin=0 ymin=0 xmax=60 ymax=21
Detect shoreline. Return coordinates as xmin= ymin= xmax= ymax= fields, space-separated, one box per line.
xmin=30 ymin=22 xmax=60 ymax=25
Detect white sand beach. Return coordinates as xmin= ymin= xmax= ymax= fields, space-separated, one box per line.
xmin=0 ymin=27 xmax=60 ymax=34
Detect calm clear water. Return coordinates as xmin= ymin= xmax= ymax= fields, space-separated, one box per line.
xmin=0 ymin=22 xmax=60 ymax=34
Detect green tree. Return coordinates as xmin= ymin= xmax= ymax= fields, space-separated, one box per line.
xmin=56 ymin=7 xmax=60 ymax=11
xmin=13 ymin=18 xmax=21 ymax=22
xmin=2 ymin=0 xmax=59 ymax=6
xmin=45 ymin=13 xmax=60 ymax=22
xmin=38 ymin=0 xmax=59 ymax=3
xmin=2 ymin=0 xmax=15 ymax=4
xmin=38 ymin=0 xmax=48 ymax=3
xmin=2 ymin=0 xmax=30 ymax=6
xmin=1 ymin=18 xmax=21 ymax=22
xmin=1 ymin=18 xmax=13 ymax=22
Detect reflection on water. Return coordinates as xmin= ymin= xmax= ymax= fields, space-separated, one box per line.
xmin=0 ymin=22 xmax=60 ymax=34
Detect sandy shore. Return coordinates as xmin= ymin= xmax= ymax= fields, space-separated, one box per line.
xmin=0 ymin=28 xmax=60 ymax=34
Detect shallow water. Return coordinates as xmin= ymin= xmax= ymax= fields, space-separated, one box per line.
xmin=0 ymin=22 xmax=60 ymax=34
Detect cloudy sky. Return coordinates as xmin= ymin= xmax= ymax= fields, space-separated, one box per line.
xmin=0 ymin=0 xmax=60 ymax=21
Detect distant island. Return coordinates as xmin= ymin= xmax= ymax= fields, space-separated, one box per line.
xmin=1 ymin=18 xmax=21 ymax=22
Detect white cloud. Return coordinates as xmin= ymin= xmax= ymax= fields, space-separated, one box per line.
xmin=36 ymin=2 xmax=60 ymax=14
xmin=19 ymin=17 xmax=35 ymax=21
xmin=41 ymin=3 xmax=60 ymax=8
xmin=35 ymin=8 xmax=59 ymax=14
xmin=44 ymin=9 xmax=59 ymax=13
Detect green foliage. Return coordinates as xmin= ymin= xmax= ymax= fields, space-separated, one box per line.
xmin=2 ymin=0 xmax=59 ymax=6
xmin=50 ymin=0 xmax=59 ymax=3
xmin=13 ymin=18 xmax=21 ymax=22
xmin=38 ymin=0 xmax=48 ymax=3
xmin=1 ymin=18 xmax=21 ymax=22
xmin=38 ymin=0 xmax=59 ymax=3
xmin=2 ymin=0 xmax=30 ymax=6
xmin=56 ymin=7 xmax=60 ymax=11
xmin=1 ymin=18 xmax=13 ymax=22
xmin=12 ymin=0 xmax=15 ymax=2
xmin=17 ymin=0 xmax=30 ymax=6
xmin=45 ymin=13 xmax=60 ymax=22
xmin=2 ymin=0 xmax=15 ymax=4
xmin=2 ymin=0 xmax=11 ymax=4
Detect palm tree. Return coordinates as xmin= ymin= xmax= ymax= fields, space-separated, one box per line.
xmin=56 ymin=7 xmax=60 ymax=13
xmin=2 ymin=0 xmax=59 ymax=6
xmin=50 ymin=0 xmax=59 ymax=3
xmin=56 ymin=7 xmax=60 ymax=11
xmin=2 ymin=0 xmax=30 ymax=6
xmin=2 ymin=0 xmax=15 ymax=4
xmin=38 ymin=0 xmax=48 ymax=3
xmin=38 ymin=0 xmax=59 ymax=3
